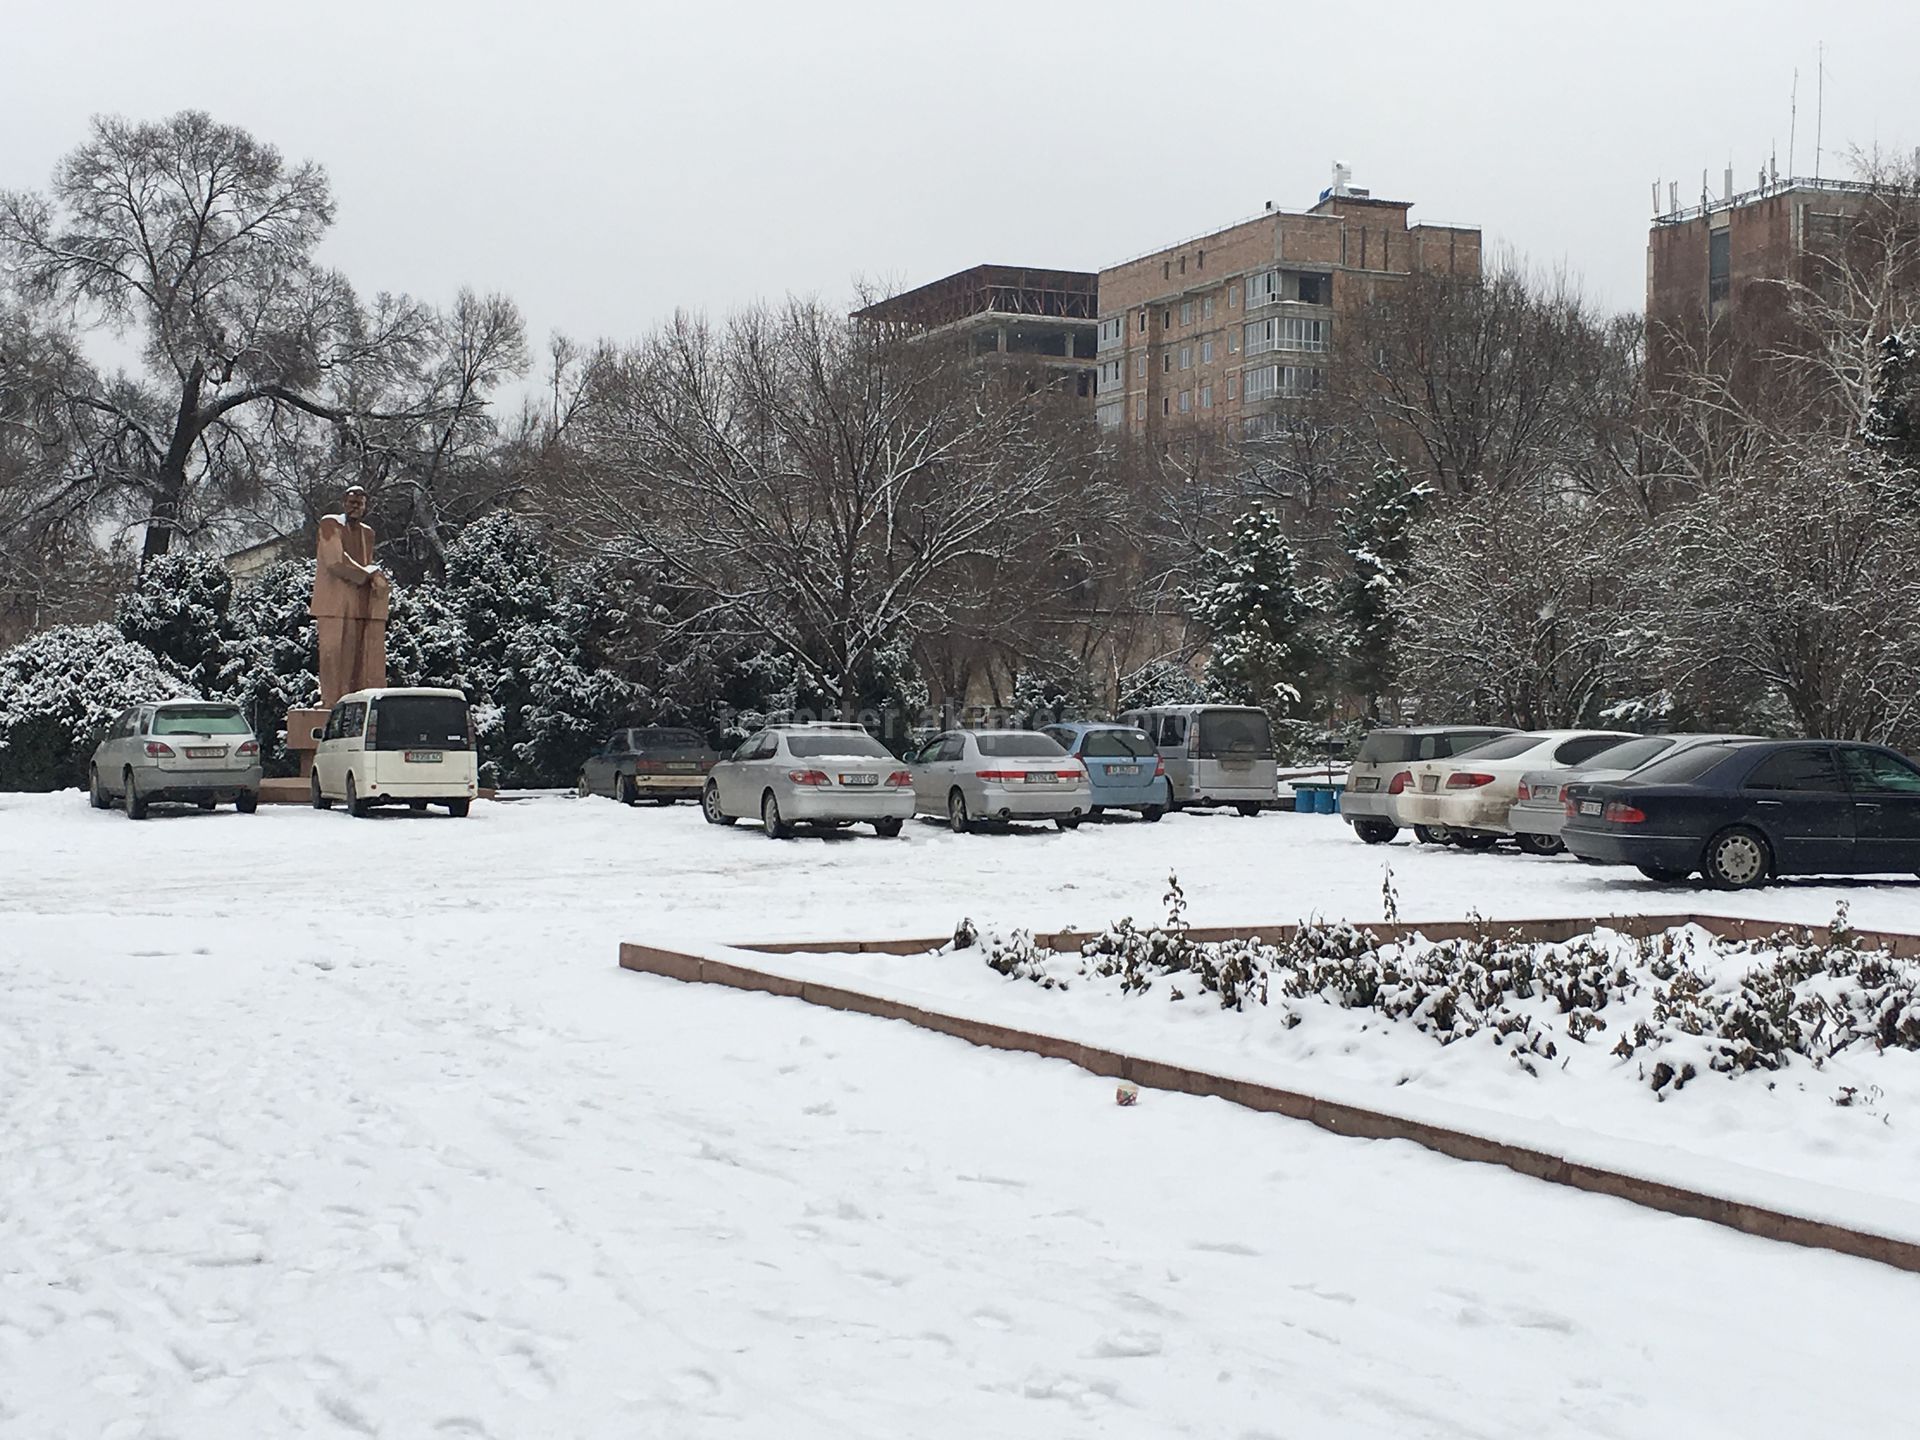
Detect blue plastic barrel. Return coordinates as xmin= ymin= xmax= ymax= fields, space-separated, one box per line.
xmin=1290 ymin=787 xmax=1315 ymax=812
xmin=1315 ymin=787 xmax=1337 ymax=815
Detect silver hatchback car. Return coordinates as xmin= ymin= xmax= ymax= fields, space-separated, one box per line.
xmin=702 ymin=723 xmax=916 ymax=838
xmin=89 ymin=699 xmax=263 ymax=818
xmin=908 ymin=729 xmax=1092 ymax=832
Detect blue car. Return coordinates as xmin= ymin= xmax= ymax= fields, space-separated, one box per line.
xmin=1041 ymin=722 xmax=1171 ymax=821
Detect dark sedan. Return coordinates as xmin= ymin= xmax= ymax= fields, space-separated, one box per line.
xmin=577 ymin=727 xmax=719 ymax=804
xmin=1561 ymin=739 xmax=1920 ymax=888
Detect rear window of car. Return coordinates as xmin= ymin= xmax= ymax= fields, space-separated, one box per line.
xmin=632 ymin=729 xmax=706 ymax=750
xmin=1355 ymin=732 xmax=1422 ymax=764
xmin=1579 ymin=736 xmax=1673 ymax=772
xmin=151 ymin=706 xmax=250 ymax=736
xmin=786 ymin=733 xmax=892 ymax=759
xmin=1196 ymin=710 xmax=1274 ymax=759
xmin=1453 ymin=734 xmax=1547 ymax=762
xmin=1631 ymin=744 xmax=1742 ymax=786
xmin=1081 ymin=729 xmax=1156 ymax=759
xmin=371 ymin=696 xmax=472 ymax=751
xmin=977 ymin=733 xmax=1068 ymax=758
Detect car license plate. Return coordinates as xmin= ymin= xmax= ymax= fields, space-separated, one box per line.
xmin=1420 ymin=776 xmax=1439 ymax=793
xmin=1353 ymin=776 xmax=1380 ymax=793
xmin=1024 ymin=772 xmax=1054 ymax=784
xmin=405 ymin=750 xmax=443 ymax=764
xmin=670 ymin=761 xmax=698 ymax=772
xmin=838 ymin=773 xmax=878 ymax=787
xmin=187 ymin=746 xmax=225 ymax=759
xmin=1533 ymin=786 xmax=1558 ymax=802
xmin=1109 ymin=764 xmax=1141 ymax=777
xmin=1579 ymin=800 xmax=1602 ymax=816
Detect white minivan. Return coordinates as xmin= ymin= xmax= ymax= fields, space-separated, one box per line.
xmin=311 ymin=687 xmax=479 ymax=817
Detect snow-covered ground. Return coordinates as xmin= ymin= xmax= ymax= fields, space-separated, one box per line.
xmin=5 ymin=791 xmax=1920 ymax=1437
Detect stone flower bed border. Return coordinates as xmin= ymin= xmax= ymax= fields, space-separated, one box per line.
xmin=619 ymin=912 xmax=1920 ymax=1275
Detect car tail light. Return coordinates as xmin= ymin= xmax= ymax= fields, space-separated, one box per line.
xmin=235 ymin=739 xmax=260 ymax=758
xmin=1388 ymin=769 xmax=1411 ymax=795
xmin=1445 ymin=772 xmax=1495 ymax=789
xmin=1563 ymin=795 xmax=1579 ymax=818
xmin=1603 ymin=801 xmax=1647 ymax=824
xmin=1515 ymin=782 xmax=1531 ymax=801
xmin=1056 ymin=769 xmax=1084 ymax=781
xmin=1153 ymin=756 xmax=1166 ymax=778
xmin=635 ymin=759 xmax=663 ymax=772
xmin=364 ymin=705 xmax=379 ymax=748
xmin=885 ymin=771 xmax=913 ymax=787
xmin=464 ymin=709 xmax=477 ymax=749
xmin=787 ymin=769 xmax=830 ymax=786
xmin=975 ymin=770 xmax=1024 ymax=782
xmin=144 ymin=741 xmax=174 ymax=757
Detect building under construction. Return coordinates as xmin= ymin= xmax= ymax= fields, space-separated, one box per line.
xmin=852 ymin=264 xmax=1099 ymax=396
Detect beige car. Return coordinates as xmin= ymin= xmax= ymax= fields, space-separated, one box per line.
xmin=310 ymin=687 xmax=479 ymax=817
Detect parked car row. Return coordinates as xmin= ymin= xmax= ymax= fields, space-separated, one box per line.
xmin=1343 ymin=724 xmax=1920 ymax=888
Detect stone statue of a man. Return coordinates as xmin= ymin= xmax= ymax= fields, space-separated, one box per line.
xmin=310 ymin=485 xmax=390 ymax=707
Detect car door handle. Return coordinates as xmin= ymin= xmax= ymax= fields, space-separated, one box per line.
xmin=1855 ymin=801 xmax=1882 ymax=809
xmin=1755 ymin=799 xmax=1784 ymax=806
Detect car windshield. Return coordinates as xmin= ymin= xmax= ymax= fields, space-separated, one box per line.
xmin=1631 ymin=744 xmax=1742 ymax=785
xmin=1452 ymin=734 xmax=1547 ymax=762
xmin=1196 ymin=710 xmax=1274 ymax=759
xmin=150 ymin=706 xmax=250 ymax=736
xmin=977 ymin=734 xmax=1067 ymax=758
xmin=371 ymin=696 xmax=471 ymax=751
xmin=1578 ymin=736 xmax=1673 ymax=771
xmin=632 ymin=729 xmax=706 ymax=750
xmin=786 ymin=733 xmax=892 ymax=759
xmin=1080 ymin=729 xmax=1157 ymax=759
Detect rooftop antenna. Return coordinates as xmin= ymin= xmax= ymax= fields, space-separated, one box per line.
xmin=1814 ymin=40 xmax=1824 ymax=180
xmin=1669 ymin=180 xmax=1679 ymax=213
xmin=1651 ymin=179 xmax=1661 ymax=215
xmin=1788 ymin=67 xmax=1798 ymax=178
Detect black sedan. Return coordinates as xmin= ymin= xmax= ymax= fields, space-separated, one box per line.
xmin=1561 ymin=739 xmax=1920 ymax=888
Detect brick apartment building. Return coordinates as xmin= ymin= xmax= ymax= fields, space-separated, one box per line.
xmin=1094 ymin=174 xmax=1480 ymax=442
xmin=851 ymin=264 xmax=1099 ymax=397
xmin=1647 ymin=174 xmax=1878 ymax=346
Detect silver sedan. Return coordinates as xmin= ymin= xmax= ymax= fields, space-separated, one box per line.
xmin=701 ymin=723 xmax=916 ymax=838
xmin=908 ymin=729 xmax=1092 ymax=832
xmin=89 ymin=699 xmax=264 ymax=818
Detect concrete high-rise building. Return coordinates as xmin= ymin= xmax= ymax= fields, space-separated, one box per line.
xmin=851 ymin=265 xmax=1099 ymax=397
xmin=1094 ymin=172 xmax=1480 ymax=442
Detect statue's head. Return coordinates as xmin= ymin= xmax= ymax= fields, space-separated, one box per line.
xmin=343 ymin=485 xmax=368 ymax=521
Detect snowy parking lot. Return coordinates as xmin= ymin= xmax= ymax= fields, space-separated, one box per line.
xmin=6 ymin=791 xmax=1920 ymax=1437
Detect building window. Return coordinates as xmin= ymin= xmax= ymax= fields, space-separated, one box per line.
xmin=1179 ymin=255 xmax=1187 ymax=275
xmin=1179 ymin=390 xmax=1192 ymax=413
xmin=1229 ymin=284 xmax=1240 ymax=308
xmin=1708 ymin=228 xmax=1731 ymax=305
xmin=1243 ymin=364 xmax=1325 ymax=403
xmin=1163 ymin=353 xmax=1172 ymax=373
xmin=1297 ymin=273 xmax=1327 ymax=305
xmin=1179 ymin=345 xmax=1193 ymax=370
xmin=1200 ymin=384 xmax=1213 ymax=409
xmin=1229 ymin=331 xmax=1239 ymax=353
xmin=1244 ymin=316 xmax=1329 ymax=355
xmin=1134 ymin=353 xmax=1147 ymax=379
xmin=1097 ymin=316 xmax=1124 ymax=351
xmin=1098 ymin=359 xmax=1127 ymax=394
xmin=1138 ymin=312 xmax=1147 ymax=333
xmin=1179 ymin=300 xmax=1194 ymax=325
xmin=1203 ymin=296 xmax=1214 ymax=320
xmin=1136 ymin=398 xmax=1146 ymax=420
xmin=1227 ymin=374 xmax=1237 ymax=399
xmin=1096 ymin=401 xmax=1124 ymax=430
xmin=1163 ymin=261 xmax=1171 ymax=279
xmin=1197 ymin=249 xmax=1205 ymax=270
xmin=1162 ymin=397 xmax=1171 ymax=416
xmin=1163 ymin=308 xmax=1172 ymax=329
xmin=1201 ymin=340 xmax=1214 ymax=364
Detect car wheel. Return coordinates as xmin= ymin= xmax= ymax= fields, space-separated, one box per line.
xmin=1353 ymin=818 xmax=1399 ymax=845
xmin=1089 ymin=805 xmax=1105 ymax=818
xmin=1140 ymin=804 xmax=1165 ymax=823
xmin=576 ymin=773 xmax=592 ymax=799
xmin=1515 ymin=833 xmax=1564 ymax=856
xmin=235 ymin=792 xmax=259 ymax=814
xmin=1703 ymin=827 xmax=1770 ymax=889
xmin=618 ymin=775 xmax=639 ymax=806
xmin=310 ymin=773 xmax=332 ymax=810
xmin=346 ymin=774 xmax=371 ymax=818
xmin=446 ymin=799 xmax=471 ymax=818
xmin=702 ymin=781 xmax=736 ymax=826
xmin=198 ymin=797 xmax=217 ymax=812
xmin=947 ymin=789 xmax=972 ymax=835
xmin=872 ymin=817 xmax=903 ymax=838
xmin=89 ymin=765 xmax=110 ymax=810
xmin=1235 ymin=802 xmax=1263 ymax=817
xmin=1413 ymin=825 xmax=1445 ymax=845
xmin=408 ymin=799 xmax=427 ymax=812
xmin=1451 ymin=832 xmax=1497 ymax=851
xmin=1055 ymin=817 xmax=1080 ymax=832
xmin=762 ymin=790 xmax=791 ymax=840
xmin=123 ymin=769 xmax=147 ymax=820
xmin=1637 ymin=864 xmax=1691 ymax=883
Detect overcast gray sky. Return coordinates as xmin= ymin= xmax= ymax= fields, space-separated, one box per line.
xmin=5 ymin=0 xmax=1917 ymax=354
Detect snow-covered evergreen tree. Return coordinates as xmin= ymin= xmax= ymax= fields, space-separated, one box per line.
xmin=1008 ymin=649 xmax=1099 ymax=726
xmin=1184 ymin=507 xmax=1326 ymax=730
xmin=0 ymin=624 xmax=191 ymax=789
xmin=1864 ymin=330 xmax=1918 ymax=473
xmin=220 ymin=559 xmax=319 ymax=772
xmin=1335 ymin=465 xmax=1428 ymax=721
xmin=1117 ymin=659 xmax=1209 ymax=712
xmin=114 ymin=553 xmax=234 ymax=695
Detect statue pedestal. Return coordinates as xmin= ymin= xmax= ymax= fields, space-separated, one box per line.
xmin=285 ymin=708 xmax=329 ymax=778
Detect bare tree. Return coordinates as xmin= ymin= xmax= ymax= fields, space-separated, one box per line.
xmin=0 ymin=111 xmax=433 ymax=560
xmin=566 ymin=302 xmax=1082 ymax=715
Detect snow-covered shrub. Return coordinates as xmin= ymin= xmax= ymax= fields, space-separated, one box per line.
xmin=220 ymin=559 xmax=318 ymax=773
xmin=114 ymin=552 xmax=234 ymax=694
xmin=0 ymin=624 xmax=192 ymax=790
xmin=1117 ymin=659 xmax=1208 ymax=711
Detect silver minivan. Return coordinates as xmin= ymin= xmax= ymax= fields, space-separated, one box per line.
xmin=1116 ymin=705 xmax=1276 ymax=815
xmin=310 ymin=687 xmax=479 ymax=817
xmin=89 ymin=698 xmax=264 ymax=818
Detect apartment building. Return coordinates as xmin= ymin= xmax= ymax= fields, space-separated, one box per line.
xmin=852 ymin=264 xmax=1099 ymax=396
xmin=1094 ymin=174 xmax=1480 ymax=441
